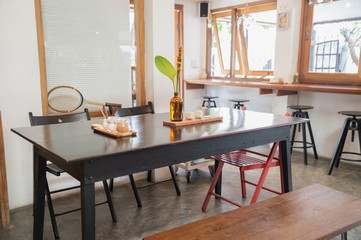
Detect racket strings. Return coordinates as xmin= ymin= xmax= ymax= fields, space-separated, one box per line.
xmin=48 ymin=87 xmax=82 ymax=113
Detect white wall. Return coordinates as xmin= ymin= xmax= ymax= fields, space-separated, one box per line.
xmin=175 ymin=0 xmax=206 ymax=110
xmin=145 ymin=0 xmax=175 ymax=113
xmin=0 ymin=0 xmax=43 ymax=209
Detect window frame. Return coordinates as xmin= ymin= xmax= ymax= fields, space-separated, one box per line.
xmin=207 ymin=0 xmax=276 ymax=79
xmin=299 ymin=0 xmax=361 ymax=86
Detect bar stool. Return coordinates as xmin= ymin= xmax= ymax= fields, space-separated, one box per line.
xmin=288 ymin=105 xmax=318 ymax=165
xmin=228 ymin=99 xmax=250 ymax=109
xmin=328 ymin=111 xmax=361 ymax=175
xmin=201 ymin=96 xmax=218 ymax=108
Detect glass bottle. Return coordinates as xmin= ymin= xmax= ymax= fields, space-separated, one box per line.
xmin=170 ymin=92 xmax=183 ymax=121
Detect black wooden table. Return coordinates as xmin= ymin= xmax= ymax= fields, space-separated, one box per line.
xmin=12 ymin=109 xmax=303 ymax=240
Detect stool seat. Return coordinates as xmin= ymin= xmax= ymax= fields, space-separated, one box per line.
xmin=288 ymin=105 xmax=314 ymax=111
xmin=201 ymin=96 xmax=218 ymax=108
xmin=338 ymin=111 xmax=361 ymax=117
xmin=201 ymin=96 xmax=218 ymax=100
xmin=229 ymin=99 xmax=249 ymax=109
xmin=228 ymin=99 xmax=249 ymax=103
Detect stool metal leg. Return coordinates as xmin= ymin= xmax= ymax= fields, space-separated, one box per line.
xmin=302 ymin=120 xmax=308 ymax=165
xmin=358 ymin=119 xmax=361 ymax=153
xmin=290 ymin=112 xmax=297 ymax=153
xmin=351 ymin=119 xmax=356 ymax=142
xmin=341 ymin=232 xmax=347 ymax=240
xmin=335 ymin=119 xmax=351 ymax=168
xmin=305 ymin=112 xmax=318 ymax=159
xmin=328 ymin=118 xmax=351 ymax=175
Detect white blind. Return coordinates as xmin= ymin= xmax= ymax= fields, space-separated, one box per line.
xmin=41 ymin=0 xmax=132 ymax=112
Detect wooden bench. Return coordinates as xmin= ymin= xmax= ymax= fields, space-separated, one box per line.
xmin=144 ymin=184 xmax=361 ymax=240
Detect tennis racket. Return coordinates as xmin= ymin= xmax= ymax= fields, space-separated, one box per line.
xmin=48 ymin=85 xmax=122 ymax=113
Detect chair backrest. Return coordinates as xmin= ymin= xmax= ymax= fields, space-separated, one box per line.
xmin=29 ymin=109 xmax=91 ymax=126
xmin=110 ymin=102 xmax=154 ymax=117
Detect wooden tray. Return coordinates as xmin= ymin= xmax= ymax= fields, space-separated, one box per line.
xmin=163 ymin=116 xmax=223 ymax=127
xmin=91 ymin=124 xmax=136 ymax=138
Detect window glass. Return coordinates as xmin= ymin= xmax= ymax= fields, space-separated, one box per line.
xmin=243 ymin=10 xmax=276 ymax=71
xmin=211 ymin=16 xmax=232 ymax=75
xmin=309 ymin=0 xmax=361 ymax=73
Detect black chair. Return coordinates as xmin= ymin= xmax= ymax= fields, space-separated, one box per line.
xmin=201 ymin=96 xmax=218 ymax=108
xmin=29 ymin=109 xmax=116 ymax=239
xmin=328 ymin=111 xmax=361 ymax=175
xmin=288 ymin=105 xmax=318 ymax=165
xmin=108 ymin=102 xmax=181 ymax=208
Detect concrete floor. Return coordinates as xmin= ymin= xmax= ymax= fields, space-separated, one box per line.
xmin=1 ymin=149 xmax=361 ymax=240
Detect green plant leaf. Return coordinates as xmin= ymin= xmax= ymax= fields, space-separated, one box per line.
xmin=155 ymin=56 xmax=176 ymax=86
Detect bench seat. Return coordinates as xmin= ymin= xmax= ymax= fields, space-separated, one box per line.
xmin=144 ymin=184 xmax=361 ymax=240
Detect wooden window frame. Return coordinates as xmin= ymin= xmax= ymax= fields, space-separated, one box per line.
xmin=299 ymin=0 xmax=361 ymax=86
xmin=34 ymin=0 xmax=145 ymax=116
xmin=207 ymin=0 xmax=276 ymax=79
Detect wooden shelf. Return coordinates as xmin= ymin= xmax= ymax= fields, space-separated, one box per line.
xmin=185 ymin=79 xmax=361 ymax=95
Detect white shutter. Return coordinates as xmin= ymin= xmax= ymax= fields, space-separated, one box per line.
xmin=41 ymin=0 xmax=132 ymax=112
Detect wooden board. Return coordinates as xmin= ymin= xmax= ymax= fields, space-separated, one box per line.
xmin=144 ymin=184 xmax=361 ymax=240
xmin=0 ymin=111 xmax=10 ymax=228
xmin=91 ymin=124 xmax=136 ymax=138
xmin=163 ymin=116 xmax=223 ymax=127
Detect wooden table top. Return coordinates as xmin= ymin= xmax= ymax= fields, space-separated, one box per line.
xmin=145 ymin=184 xmax=361 ymax=240
xmin=12 ymin=109 xmax=303 ymax=164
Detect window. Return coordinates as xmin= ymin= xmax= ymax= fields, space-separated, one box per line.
xmin=209 ymin=1 xmax=276 ymax=78
xmin=35 ymin=0 xmax=145 ymax=115
xmin=299 ymin=0 xmax=361 ymax=85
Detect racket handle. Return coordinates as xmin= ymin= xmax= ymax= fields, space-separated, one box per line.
xmin=105 ymin=103 xmax=122 ymax=108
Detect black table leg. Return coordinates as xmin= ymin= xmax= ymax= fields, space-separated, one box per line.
xmin=33 ymin=150 xmax=46 ymax=240
xmin=214 ymin=160 xmax=222 ymax=196
xmin=81 ymin=180 xmax=95 ymax=240
xmin=280 ymin=139 xmax=292 ymax=193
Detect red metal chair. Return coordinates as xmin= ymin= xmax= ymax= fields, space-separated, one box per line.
xmin=202 ymin=142 xmax=284 ymax=211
